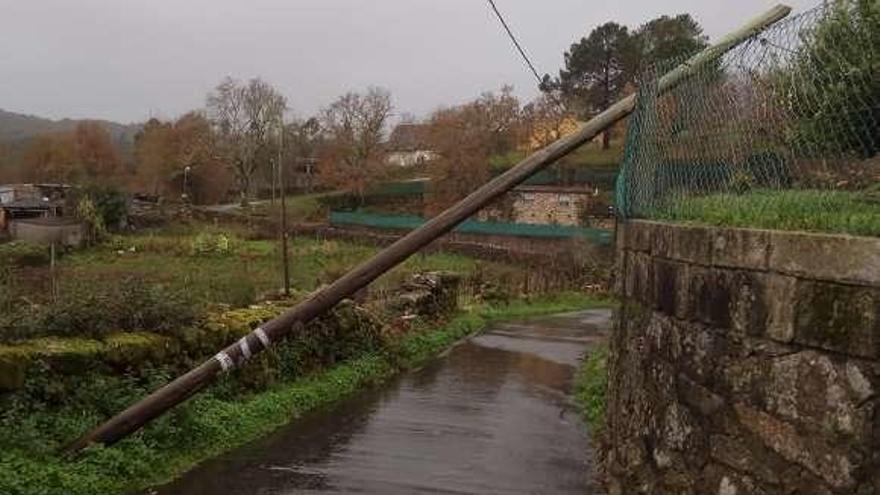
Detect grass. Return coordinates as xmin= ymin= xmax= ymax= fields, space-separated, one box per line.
xmin=489 ymin=150 xmax=529 ymax=172
xmin=2 ymin=220 xmax=606 ymax=343
xmin=559 ymin=141 xmax=624 ymax=169
xmin=654 ymin=189 xmax=880 ymax=237
xmin=573 ymin=343 xmax=608 ymax=436
xmin=488 ymin=142 xmax=623 ymax=173
xmin=250 ymin=192 xmax=339 ymax=222
xmin=69 ymin=231 xmax=492 ymax=299
xmin=477 ymin=291 xmax=614 ymax=320
xmin=2 ymin=227 xmax=525 ymax=342
xmin=0 ymin=292 xmax=607 ymax=495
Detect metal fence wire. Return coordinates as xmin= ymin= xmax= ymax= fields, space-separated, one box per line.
xmin=615 ymin=1 xmax=880 ymax=236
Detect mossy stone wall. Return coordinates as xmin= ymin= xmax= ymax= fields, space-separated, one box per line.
xmin=607 ymin=220 xmax=880 ymax=494
xmin=0 ymin=272 xmax=461 ymax=397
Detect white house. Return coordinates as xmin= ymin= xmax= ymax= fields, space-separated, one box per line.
xmin=385 ymin=124 xmax=438 ymax=167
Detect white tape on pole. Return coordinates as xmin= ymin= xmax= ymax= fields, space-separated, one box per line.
xmin=214 ymin=352 xmax=235 ymax=372
xmin=238 ymin=337 xmax=252 ymax=361
xmin=254 ymin=327 xmax=270 ymax=348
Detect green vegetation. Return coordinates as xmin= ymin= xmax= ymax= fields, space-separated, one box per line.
xmin=783 ymin=0 xmax=880 ymax=157
xmin=73 ymin=184 xmax=129 ymax=237
xmin=573 ymin=343 xmax=608 ymax=435
xmin=1 ymin=277 xmax=200 ymax=342
xmin=251 ymin=192 xmax=337 ymax=222
xmin=549 ymin=14 xmax=705 ymax=124
xmin=1 ymin=226 xmax=522 ymax=343
xmin=477 ymin=291 xmax=612 ymax=321
xmin=655 ymin=189 xmax=880 ymax=237
xmin=0 ymin=292 xmax=605 ymax=495
xmin=0 ymin=241 xmax=50 ymax=267
xmin=489 ymin=150 xmax=528 ymax=172
xmin=488 ymin=143 xmax=623 ymax=173
xmin=558 ymin=142 xmax=623 ymax=169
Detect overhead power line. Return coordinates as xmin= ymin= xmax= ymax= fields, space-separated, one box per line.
xmin=486 ymin=0 xmax=545 ymax=86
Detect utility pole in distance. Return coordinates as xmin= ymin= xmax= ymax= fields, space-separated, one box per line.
xmin=279 ymin=118 xmax=291 ymax=297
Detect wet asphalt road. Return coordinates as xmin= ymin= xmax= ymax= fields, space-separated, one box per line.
xmin=151 ymin=309 xmax=611 ymax=495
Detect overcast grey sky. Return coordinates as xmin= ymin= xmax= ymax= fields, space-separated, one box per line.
xmin=0 ymin=0 xmax=816 ymax=123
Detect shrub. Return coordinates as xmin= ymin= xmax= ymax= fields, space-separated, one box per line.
xmin=0 ymin=277 xmax=203 ymax=342
xmin=190 ymin=231 xmax=238 ymax=256
xmin=76 ymin=196 xmax=107 ymax=244
xmin=743 ymin=151 xmax=791 ymax=188
xmin=784 ymin=0 xmax=880 ymax=158
xmin=317 ymin=192 xmax=359 ymax=212
xmin=574 ymin=344 xmax=608 ymax=434
xmin=72 ymin=185 xmax=129 ymax=242
xmin=0 ymin=241 xmax=50 ymax=267
xmin=114 ymin=279 xmax=202 ymax=333
xmin=203 ymin=275 xmax=257 ymax=308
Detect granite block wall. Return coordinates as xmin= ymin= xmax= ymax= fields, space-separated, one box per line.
xmin=607 ymin=220 xmax=880 ymax=494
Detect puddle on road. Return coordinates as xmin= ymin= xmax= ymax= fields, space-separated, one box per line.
xmin=151 ymin=309 xmax=611 ymax=495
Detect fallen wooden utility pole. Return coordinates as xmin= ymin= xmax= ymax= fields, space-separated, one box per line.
xmin=67 ymin=3 xmax=791 ymax=454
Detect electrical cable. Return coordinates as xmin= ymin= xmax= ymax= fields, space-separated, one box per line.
xmin=486 ymin=0 xmax=545 ymax=87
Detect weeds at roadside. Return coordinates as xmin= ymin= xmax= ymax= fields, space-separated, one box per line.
xmin=0 ymin=292 xmax=609 ymax=495
xmin=574 ymin=343 xmax=608 ymax=436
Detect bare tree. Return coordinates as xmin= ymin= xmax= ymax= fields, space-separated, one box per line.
xmin=287 ymin=117 xmax=322 ymax=160
xmin=207 ymin=77 xmax=286 ymax=202
xmin=282 ymin=117 xmax=322 ymax=193
xmin=424 ymin=87 xmax=524 ymax=215
xmin=134 ymin=112 xmax=232 ymax=203
xmin=318 ymin=87 xmax=393 ymax=201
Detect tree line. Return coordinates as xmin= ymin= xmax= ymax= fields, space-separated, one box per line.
xmin=0 ymin=12 xmax=710 ymax=205
xmin=542 ymin=14 xmax=707 ymax=149
xmin=0 ymin=79 xmax=396 ymax=205
xmin=0 ymin=80 xmax=574 ymax=207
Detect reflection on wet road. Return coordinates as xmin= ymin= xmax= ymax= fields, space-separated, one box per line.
xmin=153 ymin=309 xmax=611 ymax=495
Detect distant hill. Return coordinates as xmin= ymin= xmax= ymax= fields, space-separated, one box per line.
xmin=0 ymin=108 xmax=141 ymax=148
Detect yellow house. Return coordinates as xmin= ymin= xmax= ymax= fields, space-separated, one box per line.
xmin=525 ymin=116 xmax=581 ymax=151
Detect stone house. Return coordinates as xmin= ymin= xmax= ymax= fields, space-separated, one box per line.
xmin=477 ymin=185 xmax=598 ymax=226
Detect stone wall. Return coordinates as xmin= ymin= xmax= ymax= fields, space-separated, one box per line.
xmin=0 ymin=272 xmax=460 ymax=395
xmin=477 ymin=189 xmax=588 ymax=226
xmin=10 ymin=218 xmax=85 ymax=247
xmin=607 ymin=220 xmax=879 ymax=494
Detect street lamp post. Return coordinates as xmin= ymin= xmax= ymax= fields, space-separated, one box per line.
xmin=182 ymin=166 xmax=192 ymax=203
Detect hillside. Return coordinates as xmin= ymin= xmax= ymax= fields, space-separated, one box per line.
xmin=0 ymin=108 xmax=141 ymax=146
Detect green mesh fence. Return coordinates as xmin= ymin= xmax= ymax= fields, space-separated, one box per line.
xmin=368 ymin=180 xmax=427 ymax=197
xmin=521 ymin=169 xmax=618 ymax=189
xmin=329 ymin=210 xmax=613 ymax=245
xmin=616 ymin=1 xmax=880 ymax=237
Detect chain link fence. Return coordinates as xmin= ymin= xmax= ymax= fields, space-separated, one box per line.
xmin=616 ymin=0 xmax=880 ymax=236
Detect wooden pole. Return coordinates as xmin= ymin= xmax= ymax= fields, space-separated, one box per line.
xmin=66 ymin=4 xmax=791 ymax=453
xmin=50 ymin=242 xmax=57 ymax=303
xmin=279 ymin=121 xmax=291 ymax=297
